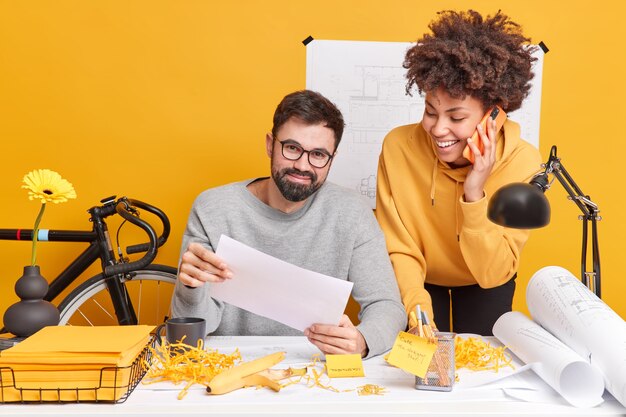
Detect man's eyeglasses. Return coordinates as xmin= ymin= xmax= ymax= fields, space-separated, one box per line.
xmin=274 ymin=139 xmax=334 ymax=168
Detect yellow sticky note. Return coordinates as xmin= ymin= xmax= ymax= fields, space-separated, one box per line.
xmin=386 ymin=331 xmax=437 ymax=378
xmin=325 ymin=354 xmax=365 ymax=378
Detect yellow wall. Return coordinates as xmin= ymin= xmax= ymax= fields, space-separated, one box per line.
xmin=1 ymin=1 xmax=625 ymax=324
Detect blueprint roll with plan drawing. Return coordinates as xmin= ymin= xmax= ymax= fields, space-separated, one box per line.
xmin=494 ymin=266 xmax=626 ymax=408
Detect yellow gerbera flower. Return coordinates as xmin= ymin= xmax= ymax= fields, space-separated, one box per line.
xmin=21 ymin=169 xmax=77 ymax=265
xmin=22 ymin=169 xmax=77 ymax=204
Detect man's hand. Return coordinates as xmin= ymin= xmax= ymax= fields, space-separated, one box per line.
xmin=304 ymin=315 xmax=368 ymax=357
xmin=178 ymin=242 xmax=232 ymax=287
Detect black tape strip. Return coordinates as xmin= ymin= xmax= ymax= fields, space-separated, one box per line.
xmin=538 ymin=41 xmax=549 ymax=54
xmin=302 ymin=35 xmax=314 ymax=46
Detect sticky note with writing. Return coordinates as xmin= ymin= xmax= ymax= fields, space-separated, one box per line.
xmin=325 ymin=353 xmax=365 ymax=378
xmin=386 ymin=331 xmax=437 ymax=378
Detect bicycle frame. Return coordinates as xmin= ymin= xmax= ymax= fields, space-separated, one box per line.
xmin=0 ymin=196 xmax=170 ymax=326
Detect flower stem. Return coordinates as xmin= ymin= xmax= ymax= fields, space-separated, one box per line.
xmin=31 ymin=203 xmax=46 ymax=266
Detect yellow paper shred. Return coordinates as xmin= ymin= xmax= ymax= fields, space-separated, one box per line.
xmin=357 ymin=384 xmax=387 ymax=396
xmin=454 ymin=337 xmax=514 ymax=372
xmin=145 ymin=347 xmax=386 ymax=399
xmin=143 ymin=338 xmax=241 ymax=399
xmin=281 ymin=354 xmax=354 ymax=393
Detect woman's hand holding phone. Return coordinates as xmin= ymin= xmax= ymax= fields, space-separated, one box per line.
xmin=462 ymin=106 xmax=507 ymax=164
xmin=463 ymin=106 xmax=506 ymax=202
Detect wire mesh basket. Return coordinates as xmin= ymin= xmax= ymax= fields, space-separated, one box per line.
xmin=0 ymin=334 xmax=155 ymax=403
xmin=415 ymin=331 xmax=455 ymax=392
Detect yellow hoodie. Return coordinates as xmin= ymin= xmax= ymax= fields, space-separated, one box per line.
xmin=375 ymin=119 xmax=542 ymax=326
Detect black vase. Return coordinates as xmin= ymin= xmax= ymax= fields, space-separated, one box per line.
xmin=3 ymin=265 xmax=60 ymax=337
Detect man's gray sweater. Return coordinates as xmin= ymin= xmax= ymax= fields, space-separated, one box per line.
xmin=171 ymin=179 xmax=406 ymax=357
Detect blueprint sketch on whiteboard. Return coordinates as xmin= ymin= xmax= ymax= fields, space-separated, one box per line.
xmin=306 ymin=40 xmax=544 ymax=208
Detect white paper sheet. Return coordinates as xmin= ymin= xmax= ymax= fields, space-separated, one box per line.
xmin=526 ymin=266 xmax=626 ymax=408
xmin=493 ymin=311 xmax=604 ymax=407
xmin=212 ymin=235 xmax=354 ymax=331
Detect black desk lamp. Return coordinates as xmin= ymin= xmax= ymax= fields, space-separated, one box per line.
xmin=487 ymin=145 xmax=602 ymax=297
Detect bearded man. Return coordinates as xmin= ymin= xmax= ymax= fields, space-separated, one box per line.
xmin=172 ymin=90 xmax=406 ymax=358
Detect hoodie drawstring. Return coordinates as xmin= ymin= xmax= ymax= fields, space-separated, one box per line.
xmin=430 ymin=156 xmax=438 ymax=206
xmin=455 ymin=182 xmax=461 ymax=241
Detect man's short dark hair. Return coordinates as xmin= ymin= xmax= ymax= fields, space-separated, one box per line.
xmin=272 ymin=90 xmax=345 ymax=151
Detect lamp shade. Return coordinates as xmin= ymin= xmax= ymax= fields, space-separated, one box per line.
xmin=488 ymin=183 xmax=551 ymax=229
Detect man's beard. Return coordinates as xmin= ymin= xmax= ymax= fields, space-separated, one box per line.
xmin=272 ymin=167 xmax=322 ymax=202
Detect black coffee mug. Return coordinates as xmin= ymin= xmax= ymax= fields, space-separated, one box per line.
xmin=155 ymin=317 xmax=206 ymax=348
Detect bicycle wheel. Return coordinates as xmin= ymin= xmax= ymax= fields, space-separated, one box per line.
xmin=57 ymin=264 xmax=178 ymax=326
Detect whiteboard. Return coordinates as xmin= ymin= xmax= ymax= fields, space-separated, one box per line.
xmin=306 ymin=40 xmax=544 ymax=208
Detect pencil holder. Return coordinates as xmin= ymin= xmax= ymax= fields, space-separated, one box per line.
xmin=415 ymin=332 xmax=455 ymax=391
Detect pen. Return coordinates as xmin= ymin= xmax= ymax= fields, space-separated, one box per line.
xmin=421 ymin=311 xmax=435 ymax=340
xmin=416 ymin=305 xmax=425 ymax=338
xmin=422 ymin=310 xmax=437 ymax=331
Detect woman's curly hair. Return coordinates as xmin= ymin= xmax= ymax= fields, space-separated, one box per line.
xmin=404 ymin=10 xmax=537 ymax=112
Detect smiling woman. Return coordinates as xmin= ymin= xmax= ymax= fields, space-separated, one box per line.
xmin=375 ymin=9 xmax=543 ymax=336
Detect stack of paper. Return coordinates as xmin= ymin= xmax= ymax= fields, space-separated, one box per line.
xmin=0 ymin=325 xmax=153 ymax=402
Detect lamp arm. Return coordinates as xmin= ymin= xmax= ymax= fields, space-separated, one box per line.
xmin=543 ymin=145 xmax=599 ymax=219
xmin=550 ymin=167 xmax=598 ymax=218
xmin=591 ymin=216 xmax=601 ymax=298
xmin=543 ymin=145 xmax=601 ymax=297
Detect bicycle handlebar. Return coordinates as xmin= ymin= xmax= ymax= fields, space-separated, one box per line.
xmin=125 ymin=199 xmax=171 ymax=254
xmin=103 ymin=198 xmax=171 ymax=277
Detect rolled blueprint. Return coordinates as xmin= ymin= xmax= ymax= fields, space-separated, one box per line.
xmin=493 ymin=311 xmax=604 ymax=407
xmin=526 ymin=266 xmax=626 ymax=408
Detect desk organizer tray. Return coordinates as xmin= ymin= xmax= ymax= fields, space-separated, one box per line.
xmin=0 ymin=334 xmax=155 ymax=404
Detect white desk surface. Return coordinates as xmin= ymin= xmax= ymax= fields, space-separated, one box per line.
xmin=2 ymin=336 xmax=626 ymax=417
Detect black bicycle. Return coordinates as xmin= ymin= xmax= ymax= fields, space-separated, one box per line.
xmin=0 ymin=196 xmax=177 ymax=328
